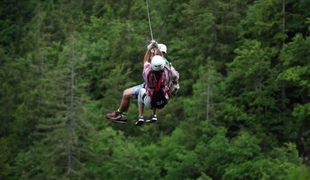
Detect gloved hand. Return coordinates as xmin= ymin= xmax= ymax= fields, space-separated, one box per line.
xmin=147 ymin=40 xmax=158 ymax=50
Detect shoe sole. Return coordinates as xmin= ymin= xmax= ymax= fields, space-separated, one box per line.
xmin=135 ymin=120 xmax=144 ymax=126
xmin=146 ymin=119 xmax=157 ymax=123
xmin=106 ymin=116 xmax=127 ymax=124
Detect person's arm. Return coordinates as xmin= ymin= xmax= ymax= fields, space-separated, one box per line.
xmin=142 ymin=50 xmax=151 ymax=81
xmin=143 ymin=50 xmax=151 ymax=64
xmin=145 ymin=40 xmax=162 ymax=64
xmin=145 ymin=49 xmax=163 ymax=65
xmin=155 ymin=50 xmax=164 ymax=57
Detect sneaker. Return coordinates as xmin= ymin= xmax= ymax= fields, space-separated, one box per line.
xmin=146 ymin=114 xmax=157 ymax=123
xmin=135 ymin=116 xmax=144 ymax=126
xmin=106 ymin=111 xmax=127 ymax=124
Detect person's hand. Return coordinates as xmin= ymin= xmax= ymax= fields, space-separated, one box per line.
xmin=153 ymin=41 xmax=159 ymax=49
xmin=147 ymin=40 xmax=158 ymax=50
xmin=147 ymin=40 xmax=156 ymax=50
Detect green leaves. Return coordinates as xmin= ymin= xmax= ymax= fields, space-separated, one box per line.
xmin=239 ymin=0 xmax=283 ymax=46
xmin=2 ymin=0 xmax=310 ymax=179
xmin=286 ymin=165 xmax=310 ymax=180
xmin=279 ymin=34 xmax=310 ymax=86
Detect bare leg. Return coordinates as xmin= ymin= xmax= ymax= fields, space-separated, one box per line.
xmin=118 ymin=88 xmax=133 ymax=112
xmin=139 ymin=105 xmax=144 ymax=116
xmin=152 ymin=108 xmax=157 ymax=115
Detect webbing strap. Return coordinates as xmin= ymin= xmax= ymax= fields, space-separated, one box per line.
xmin=154 ymin=76 xmax=162 ymax=92
xmin=148 ymin=76 xmax=162 ymax=98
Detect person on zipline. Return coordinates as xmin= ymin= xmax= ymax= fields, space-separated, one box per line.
xmin=135 ymin=49 xmax=170 ymax=126
xmin=106 ymin=40 xmax=170 ymax=124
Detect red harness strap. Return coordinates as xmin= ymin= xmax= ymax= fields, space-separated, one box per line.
xmin=148 ymin=76 xmax=162 ymax=98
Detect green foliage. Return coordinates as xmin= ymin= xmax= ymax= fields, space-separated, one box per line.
xmin=286 ymin=165 xmax=310 ymax=180
xmin=222 ymin=142 xmax=299 ymax=180
xmin=186 ymin=58 xmax=222 ymax=121
xmin=239 ymin=0 xmax=284 ymax=46
xmin=278 ymin=33 xmax=310 ymax=148
xmin=218 ymin=39 xmax=281 ymax=140
xmin=13 ymin=142 xmax=48 ymax=180
xmin=2 ymin=0 xmax=310 ymax=179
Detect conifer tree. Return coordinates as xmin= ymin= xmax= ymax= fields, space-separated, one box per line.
xmin=32 ymin=32 xmax=96 ymax=179
xmin=184 ymin=58 xmax=222 ymax=122
xmin=278 ymin=33 xmax=310 ymax=162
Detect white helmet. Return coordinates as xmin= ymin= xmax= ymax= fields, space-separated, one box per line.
xmin=158 ymin=44 xmax=167 ymax=54
xmin=151 ymin=55 xmax=165 ymax=71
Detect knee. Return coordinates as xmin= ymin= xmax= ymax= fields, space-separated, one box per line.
xmin=123 ymin=88 xmax=132 ymax=98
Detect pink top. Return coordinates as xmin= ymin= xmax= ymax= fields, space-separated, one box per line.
xmin=142 ymin=62 xmax=170 ymax=95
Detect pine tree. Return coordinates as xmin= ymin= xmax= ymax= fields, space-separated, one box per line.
xmin=278 ymin=33 xmax=310 ymax=162
xmin=219 ymin=39 xmax=280 ymax=141
xmin=0 ymin=3 xmax=49 ymax=177
xmin=32 ymin=32 xmax=96 ymax=179
xmin=184 ymin=58 xmax=222 ymax=122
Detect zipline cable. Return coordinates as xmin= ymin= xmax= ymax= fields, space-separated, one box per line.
xmin=146 ymin=0 xmax=153 ymax=40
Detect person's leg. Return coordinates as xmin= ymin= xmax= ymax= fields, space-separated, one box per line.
xmin=142 ymin=94 xmax=157 ymax=123
xmin=106 ymin=83 xmax=145 ymax=123
xmin=136 ymin=87 xmax=146 ymax=126
xmin=139 ymin=105 xmax=144 ymax=116
xmin=152 ymin=109 xmax=157 ymax=115
xmin=147 ymin=94 xmax=168 ymax=122
xmin=118 ymin=88 xmax=133 ymax=112
xmin=146 ymin=108 xmax=157 ymax=123
xmin=119 ymin=82 xmax=145 ymax=112
xmin=106 ymin=87 xmax=132 ymax=123
xmin=137 ymin=88 xmax=146 ymax=117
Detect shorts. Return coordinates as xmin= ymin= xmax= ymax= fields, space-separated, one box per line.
xmin=131 ymin=82 xmax=146 ymax=99
xmin=137 ymin=88 xmax=169 ymax=109
xmin=138 ymin=88 xmax=152 ymax=109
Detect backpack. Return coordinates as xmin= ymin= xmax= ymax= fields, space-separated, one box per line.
xmin=148 ymin=76 xmax=168 ymax=109
xmin=167 ymin=62 xmax=180 ymax=97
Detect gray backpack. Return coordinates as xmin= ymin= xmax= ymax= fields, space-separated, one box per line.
xmin=167 ymin=62 xmax=180 ymax=97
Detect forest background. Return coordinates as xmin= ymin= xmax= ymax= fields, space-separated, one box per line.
xmin=1 ymin=0 xmax=310 ymax=179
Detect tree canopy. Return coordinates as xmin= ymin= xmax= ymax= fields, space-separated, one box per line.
xmin=1 ymin=0 xmax=310 ymax=179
